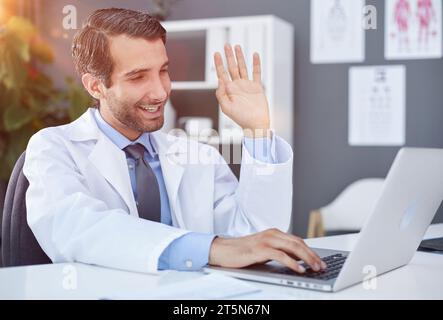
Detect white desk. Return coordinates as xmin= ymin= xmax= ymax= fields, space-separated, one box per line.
xmin=1 ymin=224 xmax=442 ymax=300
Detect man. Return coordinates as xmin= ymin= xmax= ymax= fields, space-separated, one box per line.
xmin=24 ymin=8 xmax=326 ymax=274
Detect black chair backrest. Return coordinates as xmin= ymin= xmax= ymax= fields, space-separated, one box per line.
xmin=1 ymin=152 xmax=51 ymax=267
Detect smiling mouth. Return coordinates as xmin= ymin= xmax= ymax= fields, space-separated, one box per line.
xmin=138 ymin=104 xmax=162 ymax=113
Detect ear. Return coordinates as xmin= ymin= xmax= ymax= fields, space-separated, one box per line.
xmin=81 ymin=73 xmax=105 ymax=100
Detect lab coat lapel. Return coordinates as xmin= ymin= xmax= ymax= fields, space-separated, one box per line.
xmin=88 ymin=134 xmax=138 ymax=217
xmin=68 ymin=109 xmax=138 ymax=216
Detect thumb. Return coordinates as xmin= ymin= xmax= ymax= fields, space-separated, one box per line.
xmin=215 ymin=78 xmax=231 ymax=105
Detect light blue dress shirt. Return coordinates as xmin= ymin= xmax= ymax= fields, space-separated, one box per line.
xmin=93 ymin=109 xmax=276 ymax=271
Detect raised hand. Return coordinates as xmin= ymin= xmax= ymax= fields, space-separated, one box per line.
xmin=214 ymin=44 xmax=270 ymax=138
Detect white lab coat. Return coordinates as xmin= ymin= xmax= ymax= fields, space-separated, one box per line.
xmin=23 ymin=108 xmax=293 ymax=273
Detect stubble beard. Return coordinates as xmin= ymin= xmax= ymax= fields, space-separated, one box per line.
xmin=106 ymin=92 xmax=165 ymax=133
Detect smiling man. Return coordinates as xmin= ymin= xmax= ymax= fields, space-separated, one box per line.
xmin=23 ymin=8 xmax=326 ymax=274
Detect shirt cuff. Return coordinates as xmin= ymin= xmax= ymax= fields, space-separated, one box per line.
xmin=243 ymin=131 xmax=277 ymax=164
xmin=158 ymin=232 xmax=216 ymax=271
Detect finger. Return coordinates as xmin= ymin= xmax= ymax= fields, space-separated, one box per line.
xmin=215 ymin=78 xmax=231 ymax=106
xmin=252 ymin=52 xmax=261 ymax=83
xmin=267 ymin=249 xmax=306 ymax=274
xmin=216 ymin=76 xmax=227 ymax=95
xmin=276 ymin=232 xmax=326 ymax=270
xmin=293 ymin=241 xmax=326 ymax=271
xmin=214 ymin=52 xmax=230 ymax=83
xmin=267 ymin=235 xmax=323 ymax=272
xmin=234 ymin=45 xmax=249 ymax=80
xmin=224 ymin=43 xmax=240 ymax=80
xmin=269 ymin=229 xmax=325 ymax=269
xmin=295 ymin=240 xmax=327 ymax=270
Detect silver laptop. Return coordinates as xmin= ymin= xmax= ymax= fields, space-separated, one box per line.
xmin=204 ymin=148 xmax=443 ymax=292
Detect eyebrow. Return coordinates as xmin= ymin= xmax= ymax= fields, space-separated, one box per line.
xmin=123 ymin=61 xmax=169 ymax=78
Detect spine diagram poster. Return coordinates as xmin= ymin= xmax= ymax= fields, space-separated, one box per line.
xmin=310 ymin=0 xmax=365 ymax=64
xmin=348 ymin=66 xmax=406 ymax=146
xmin=385 ymin=0 xmax=442 ymax=59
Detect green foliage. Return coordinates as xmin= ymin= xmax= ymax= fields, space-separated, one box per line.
xmin=63 ymin=77 xmax=94 ymax=121
xmin=0 ymin=16 xmax=93 ymax=181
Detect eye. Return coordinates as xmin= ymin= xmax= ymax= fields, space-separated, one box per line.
xmin=130 ymin=75 xmax=143 ymax=81
xmin=161 ymin=68 xmax=169 ymax=74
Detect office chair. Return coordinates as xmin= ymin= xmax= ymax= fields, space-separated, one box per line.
xmin=307 ymin=178 xmax=384 ymax=238
xmin=1 ymin=151 xmax=51 ymax=267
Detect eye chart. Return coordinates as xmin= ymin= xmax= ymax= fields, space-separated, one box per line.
xmin=348 ymin=65 xmax=406 ymax=146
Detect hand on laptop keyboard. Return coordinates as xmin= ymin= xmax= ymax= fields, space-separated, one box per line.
xmin=275 ymin=253 xmax=347 ymax=280
xmin=208 ymin=228 xmax=327 ymax=273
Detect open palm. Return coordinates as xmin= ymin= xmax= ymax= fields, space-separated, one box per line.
xmin=214 ymin=44 xmax=270 ymax=137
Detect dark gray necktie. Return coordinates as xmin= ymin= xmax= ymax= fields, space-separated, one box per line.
xmin=124 ymin=143 xmax=161 ymax=222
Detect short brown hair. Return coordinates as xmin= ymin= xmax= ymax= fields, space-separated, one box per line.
xmin=72 ymin=8 xmax=166 ymax=88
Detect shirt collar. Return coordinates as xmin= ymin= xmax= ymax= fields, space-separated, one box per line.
xmin=93 ymin=108 xmax=157 ymax=157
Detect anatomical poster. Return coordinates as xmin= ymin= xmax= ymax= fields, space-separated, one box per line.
xmin=311 ymin=0 xmax=365 ymax=63
xmin=385 ymin=0 xmax=442 ymax=59
xmin=348 ymin=65 xmax=406 ymax=146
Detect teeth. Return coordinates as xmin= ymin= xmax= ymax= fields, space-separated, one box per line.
xmin=140 ymin=105 xmax=160 ymax=112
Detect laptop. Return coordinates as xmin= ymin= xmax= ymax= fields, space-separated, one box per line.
xmin=204 ymin=148 xmax=443 ymax=292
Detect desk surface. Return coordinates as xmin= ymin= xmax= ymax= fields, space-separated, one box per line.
xmin=1 ymin=224 xmax=442 ymax=300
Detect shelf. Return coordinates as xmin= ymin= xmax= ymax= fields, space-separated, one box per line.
xmin=171 ymin=82 xmax=218 ymax=91
xmin=168 ymin=134 xmax=242 ymax=146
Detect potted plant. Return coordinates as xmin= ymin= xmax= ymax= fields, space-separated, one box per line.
xmin=0 ymin=16 xmax=93 ymax=229
xmin=0 ymin=16 xmax=92 ymax=181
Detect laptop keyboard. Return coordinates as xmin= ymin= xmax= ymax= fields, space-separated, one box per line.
xmin=275 ymin=253 xmax=347 ymax=281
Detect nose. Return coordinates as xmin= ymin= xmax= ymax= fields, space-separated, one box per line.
xmin=146 ymin=76 xmax=168 ymax=102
